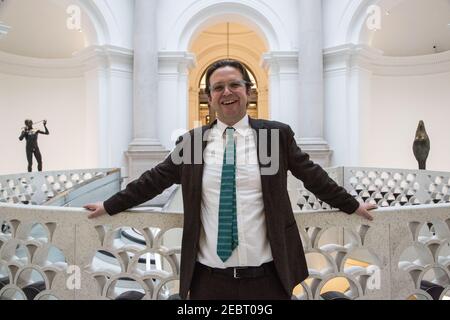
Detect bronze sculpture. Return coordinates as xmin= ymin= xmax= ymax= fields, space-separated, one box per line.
xmin=413 ymin=120 xmax=430 ymax=170
xmin=19 ymin=119 xmax=50 ymax=172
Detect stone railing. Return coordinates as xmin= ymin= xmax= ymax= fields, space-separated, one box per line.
xmin=291 ymin=167 xmax=450 ymax=211
xmin=0 ymin=168 xmax=121 ymax=206
xmin=1 ymin=167 xmax=450 ymax=300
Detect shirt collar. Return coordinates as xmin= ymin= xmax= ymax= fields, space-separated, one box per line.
xmin=216 ymin=114 xmax=250 ymax=137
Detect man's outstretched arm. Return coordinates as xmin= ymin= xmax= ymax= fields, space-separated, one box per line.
xmin=84 ymin=153 xmax=182 ymax=218
xmin=285 ymin=126 xmax=375 ymax=220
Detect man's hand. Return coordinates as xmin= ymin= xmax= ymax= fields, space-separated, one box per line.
xmin=354 ymin=203 xmax=377 ymax=221
xmin=84 ymin=202 xmax=107 ymax=219
xmin=43 ymin=120 xmax=47 ymax=125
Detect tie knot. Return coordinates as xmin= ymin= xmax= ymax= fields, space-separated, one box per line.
xmin=225 ymin=127 xmax=235 ymax=137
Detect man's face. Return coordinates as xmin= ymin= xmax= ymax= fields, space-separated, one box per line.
xmin=208 ymin=66 xmax=250 ymax=126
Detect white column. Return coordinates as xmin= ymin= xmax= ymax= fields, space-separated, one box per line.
xmin=84 ymin=67 xmax=108 ymax=168
xmin=323 ymin=45 xmax=377 ymax=166
xmin=107 ymin=50 xmax=134 ymax=172
xmin=78 ymin=46 xmax=134 ymax=173
xmin=298 ymin=0 xmax=331 ymax=167
xmin=262 ymin=51 xmax=300 ymax=132
xmin=158 ymin=52 xmax=196 ymax=149
xmin=126 ymin=0 xmax=168 ymax=181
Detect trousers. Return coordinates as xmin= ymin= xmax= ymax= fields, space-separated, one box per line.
xmin=189 ymin=262 xmax=290 ymax=300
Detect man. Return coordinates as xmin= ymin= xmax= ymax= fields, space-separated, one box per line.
xmin=19 ymin=119 xmax=49 ymax=172
xmin=84 ymin=59 xmax=375 ymax=300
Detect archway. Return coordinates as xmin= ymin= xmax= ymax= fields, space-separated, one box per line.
xmin=165 ymin=0 xmax=289 ymax=52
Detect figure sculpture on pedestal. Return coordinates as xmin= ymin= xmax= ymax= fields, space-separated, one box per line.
xmin=413 ymin=120 xmax=430 ymax=170
xmin=19 ymin=119 xmax=50 ymax=172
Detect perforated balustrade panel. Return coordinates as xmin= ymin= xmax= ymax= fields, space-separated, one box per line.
xmin=343 ymin=168 xmax=450 ymax=208
xmin=289 ymin=167 xmax=343 ymax=212
xmin=78 ymin=213 xmax=184 ymax=300
xmin=0 ymin=169 xmax=115 ymax=206
xmin=393 ymin=209 xmax=450 ymax=300
xmin=293 ymin=211 xmax=387 ymax=300
xmin=0 ymin=216 xmax=74 ymax=300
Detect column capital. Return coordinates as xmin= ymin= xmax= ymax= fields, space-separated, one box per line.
xmin=159 ymin=51 xmax=197 ymax=74
xmin=74 ymin=45 xmax=133 ymax=74
xmin=323 ymin=44 xmax=383 ymax=74
xmin=261 ymin=51 xmax=298 ymax=73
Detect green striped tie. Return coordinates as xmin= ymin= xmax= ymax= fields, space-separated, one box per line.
xmin=217 ymin=127 xmax=238 ymax=262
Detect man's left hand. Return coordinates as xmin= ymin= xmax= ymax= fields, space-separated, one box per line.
xmin=354 ymin=203 xmax=377 ymax=221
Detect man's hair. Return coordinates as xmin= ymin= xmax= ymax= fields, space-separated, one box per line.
xmin=204 ymin=59 xmax=253 ymax=96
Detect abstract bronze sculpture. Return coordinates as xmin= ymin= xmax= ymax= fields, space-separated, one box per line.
xmin=413 ymin=120 xmax=430 ymax=170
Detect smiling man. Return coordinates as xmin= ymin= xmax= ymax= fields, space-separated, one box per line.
xmin=207 ymin=64 xmax=249 ymax=126
xmin=84 ymin=59 xmax=376 ymax=300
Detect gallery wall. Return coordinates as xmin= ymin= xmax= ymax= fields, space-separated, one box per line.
xmin=0 ymin=72 xmax=86 ymax=174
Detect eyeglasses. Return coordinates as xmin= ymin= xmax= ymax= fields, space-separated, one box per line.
xmin=210 ymin=80 xmax=249 ymax=94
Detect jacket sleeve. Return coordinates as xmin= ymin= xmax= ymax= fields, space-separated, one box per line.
xmin=285 ymin=126 xmax=359 ymax=214
xmin=103 ymin=152 xmax=182 ymax=215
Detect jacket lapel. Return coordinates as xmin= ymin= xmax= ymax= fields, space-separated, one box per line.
xmin=249 ymin=116 xmax=269 ymax=168
xmin=191 ymin=121 xmax=217 ymax=218
xmin=249 ymin=117 xmax=273 ymax=213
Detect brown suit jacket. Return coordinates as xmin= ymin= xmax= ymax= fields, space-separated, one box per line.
xmin=104 ymin=117 xmax=360 ymax=299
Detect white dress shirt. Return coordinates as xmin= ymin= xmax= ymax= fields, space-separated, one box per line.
xmin=197 ymin=114 xmax=273 ymax=268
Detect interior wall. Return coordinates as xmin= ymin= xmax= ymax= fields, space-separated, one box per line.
xmin=0 ymin=0 xmax=135 ymax=175
xmin=361 ymin=71 xmax=450 ymax=171
xmin=0 ymin=72 xmax=88 ymax=174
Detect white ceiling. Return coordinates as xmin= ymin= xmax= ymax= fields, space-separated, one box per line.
xmin=371 ymin=0 xmax=450 ymax=56
xmin=0 ymin=0 xmax=86 ymax=59
xmin=0 ymin=0 xmax=449 ymax=59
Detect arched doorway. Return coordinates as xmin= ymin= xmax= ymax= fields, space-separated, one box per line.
xmin=188 ymin=22 xmax=268 ymax=129
xmin=197 ymin=62 xmax=259 ymax=126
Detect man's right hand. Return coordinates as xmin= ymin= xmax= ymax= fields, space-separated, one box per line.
xmin=84 ymin=202 xmax=107 ymax=219
xmin=354 ymin=202 xmax=376 ymax=221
